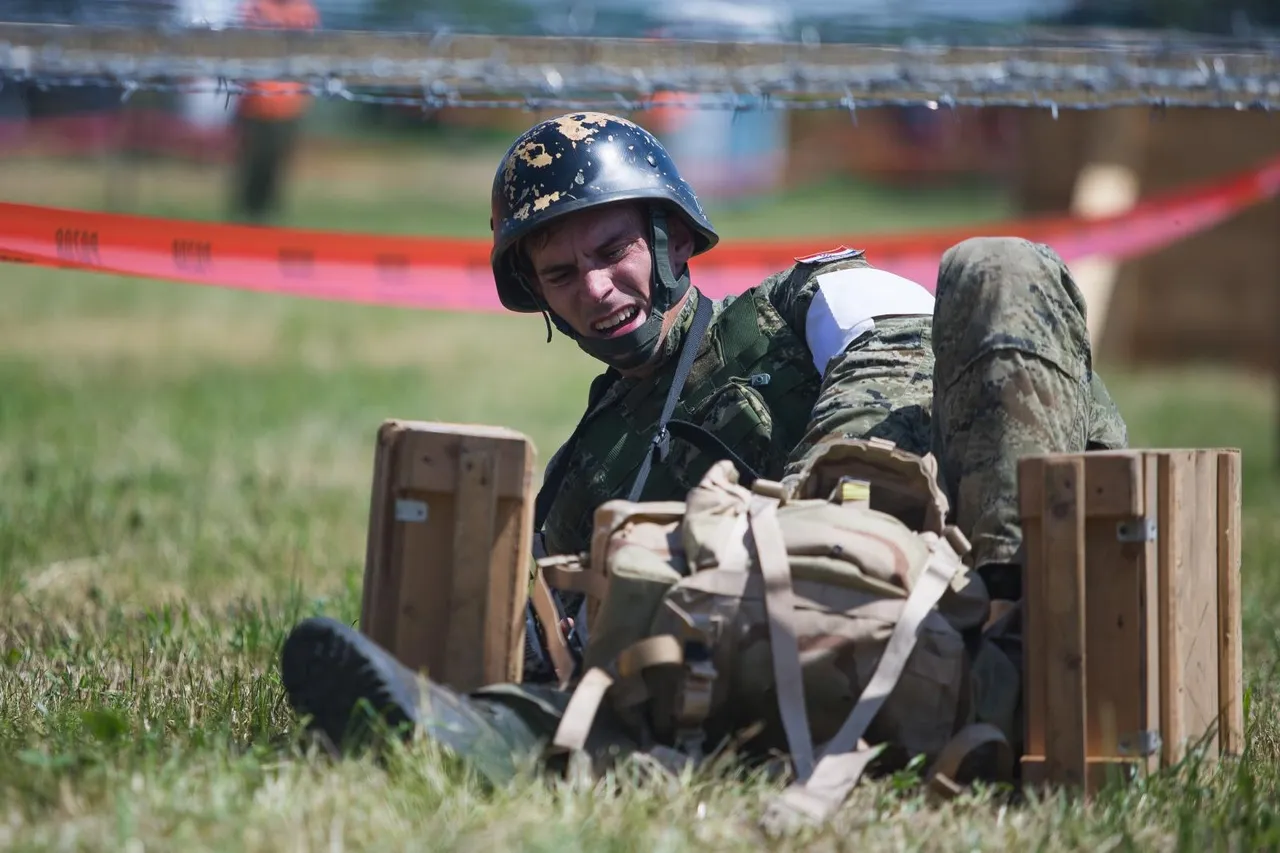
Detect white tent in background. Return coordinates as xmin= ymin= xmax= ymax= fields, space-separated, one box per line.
xmin=173 ymin=0 xmax=239 ymax=129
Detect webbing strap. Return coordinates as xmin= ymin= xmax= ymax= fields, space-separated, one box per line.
xmin=550 ymin=667 xmax=615 ymax=754
xmin=819 ymin=548 xmax=960 ymax=761
xmin=760 ymin=747 xmax=882 ymax=833
xmin=748 ymin=493 xmax=816 ymax=782
xmin=617 ymin=635 xmax=685 ymax=677
xmin=548 ymin=636 xmax=686 ymax=756
xmin=762 ymin=542 xmax=963 ymax=830
xmin=529 ymin=574 xmax=576 ymax=688
xmin=525 ymin=293 xmax=710 ymax=682
xmin=539 ymin=559 xmax=609 ymax=603
xmin=923 ymin=723 xmax=1014 ymax=801
xmin=627 ymin=294 xmax=714 ymax=502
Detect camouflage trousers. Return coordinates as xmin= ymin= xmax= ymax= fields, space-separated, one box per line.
xmin=786 ymin=235 xmax=1129 ymax=592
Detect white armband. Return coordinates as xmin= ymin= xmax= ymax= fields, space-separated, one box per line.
xmin=804 ymin=267 xmax=936 ymax=376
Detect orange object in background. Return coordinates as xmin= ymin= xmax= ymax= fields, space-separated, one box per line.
xmin=236 ymin=0 xmax=320 ymax=122
xmin=638 ymin=91 xmax=697 ymax=135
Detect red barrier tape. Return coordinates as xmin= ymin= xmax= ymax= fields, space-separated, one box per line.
xmin=3 ymin=152 xmax=1280 ymax=312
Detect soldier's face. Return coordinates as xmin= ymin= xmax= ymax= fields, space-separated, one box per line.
xmin=525 ymin=203 xmax=693 ymax=340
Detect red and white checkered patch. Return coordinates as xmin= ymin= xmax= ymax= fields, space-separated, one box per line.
xmin=793 ymin=246 xmax=865 ymax=265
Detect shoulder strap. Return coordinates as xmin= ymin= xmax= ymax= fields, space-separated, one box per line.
xmin=625 ymin=293 xmax=714 ymax=502
xmin=522 ymin=294 xmax=711 ymax=684
xmin=530 ymin=292 xmax=714 ymax=557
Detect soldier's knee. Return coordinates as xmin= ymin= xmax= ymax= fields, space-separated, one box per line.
xmin=932 ymin=234 xmax=1090 ymax=383
xmin=943 ymin=234 xmax=1041 ymax=264
xmin=938 ymin=236 xmax=1065 ymax=301
xmin=938 ymin=237 xmax=1089 ymax=329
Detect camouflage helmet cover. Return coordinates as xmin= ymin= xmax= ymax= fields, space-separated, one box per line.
xmin=489 ymin=112 xmax=720 ymax=314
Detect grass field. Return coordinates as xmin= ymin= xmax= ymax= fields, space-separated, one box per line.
xmin=3 ymin=139 xmax=1280 ymax=850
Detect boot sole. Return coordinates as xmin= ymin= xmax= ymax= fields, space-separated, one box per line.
xmin=280 ymin=616 xmax=422 ymax=749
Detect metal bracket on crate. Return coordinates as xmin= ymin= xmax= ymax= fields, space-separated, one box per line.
xmin=1116 ymin=517 xmax=1157 ymax=543
xmin=1118 ymin=729 xmax=1163 ymax=757
xmin=394 ymin=498 xmax=428 ymax=523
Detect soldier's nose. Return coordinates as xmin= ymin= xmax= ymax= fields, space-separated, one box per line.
xmin=581 ymin=269 xmax=616 ymax=301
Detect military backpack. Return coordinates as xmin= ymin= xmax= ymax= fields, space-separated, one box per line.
xmin=535 ymin=437 xmax=1019 ymax=830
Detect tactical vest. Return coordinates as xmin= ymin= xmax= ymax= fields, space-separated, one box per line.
xmin=541 ymin=286 xmax=824 ymax=557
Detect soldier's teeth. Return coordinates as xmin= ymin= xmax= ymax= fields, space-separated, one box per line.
xmin=595 ymin=307 xmax=637 ymax=332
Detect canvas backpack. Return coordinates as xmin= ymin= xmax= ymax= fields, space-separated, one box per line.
xmin=533 ymin=437 xmax=1018 ymax=830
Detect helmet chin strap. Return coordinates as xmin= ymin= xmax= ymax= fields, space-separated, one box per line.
xmin=569 ymin=206 xmax=690 ymax=372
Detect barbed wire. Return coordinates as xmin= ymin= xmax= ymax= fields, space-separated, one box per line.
xmin=2 ymin=22 xmax=1280 ymax=112
xmin=6 ymin=73 xmax=1280 ymax=118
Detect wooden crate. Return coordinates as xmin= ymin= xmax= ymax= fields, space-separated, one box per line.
xmin=359 ymin=420 xmax=537 ymax=694
xmin=1018 ymin=448 xmax=1244 ymax=793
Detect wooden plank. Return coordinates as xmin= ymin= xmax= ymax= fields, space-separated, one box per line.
xmin=404 ymin=421 xmax=535 ymax=500
xmin=393 ymin=485 xmax=456 ymax=679
xmin=1139 ymin=453 xmax=1163 ymax=774
xmin=489 ymin=465 xmax=537 ymax=685
xmin=1041 ymin=456 xmax=1089 ymax=791
xmin=447 ymin=446 xmax=499 ymax=691
xmin=1179 ymin=451 xmax=1222 ymax=758
xmin=1217 ymin=450 xmax=1245 ymax=756
xmin=1021 ymin=756 xmax=1141 ymax=791
xmin=360 ymin=420 xmax=410 ymax=654
xmin=1158 ymin=451 xmax=1191 ymax=765
xmin=1019 ymin=451 xmax=1143 ymax=520
xmin=1081 ymin=453 xmax=1147 ymax=766
xmin=1018 ymin=456 xmax=1047 ymax=765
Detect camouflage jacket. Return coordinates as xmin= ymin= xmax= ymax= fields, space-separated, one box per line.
xmin=538 ymin=249 xmax=884 ymax=558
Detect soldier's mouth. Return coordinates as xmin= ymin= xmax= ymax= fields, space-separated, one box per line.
xmin=591 ymin=305 xmax=645 ymax=337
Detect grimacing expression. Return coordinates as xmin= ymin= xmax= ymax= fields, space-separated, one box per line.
xmin=523 ymin=203 xmax=694 ymax=340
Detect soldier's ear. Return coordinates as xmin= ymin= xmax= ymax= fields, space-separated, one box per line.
xmin=666 ymin=215 xmax=695 ymax=269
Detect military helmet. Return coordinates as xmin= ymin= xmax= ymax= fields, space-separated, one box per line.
xmin=489 ymin=111 xmax=720 ymax=314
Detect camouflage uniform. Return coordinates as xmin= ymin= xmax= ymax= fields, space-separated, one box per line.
xmin=281 ymin=109 xmax=1131 ymax=788
xmin=541 ymin=235 xmax=1128 ymax=588
xmin=434 ymin=234 xmax=1130 ymax=782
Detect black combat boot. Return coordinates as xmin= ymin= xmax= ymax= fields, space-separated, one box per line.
xmin=279 ymin=617 xmax=548 ymax=786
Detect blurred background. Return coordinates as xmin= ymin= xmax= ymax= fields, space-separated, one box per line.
xmin=1 ymin=0 xmax=1280 ymax=370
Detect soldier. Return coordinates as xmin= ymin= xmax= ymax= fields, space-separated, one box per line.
xmin=279 ymin=112 xmax=1128 ymax=783
xmin=229 ymin=0 xmax=320 ymax=222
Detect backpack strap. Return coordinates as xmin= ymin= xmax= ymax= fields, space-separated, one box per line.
xmin=528 ymin=571 xmax=577 ymax=688
xmin=922 ymin=722 xmax=1014 ymax=801
xmin=758 ymin=530 xmax=967 ymax=834
xmin=626 ymin=293 xmax=715 ymax=502
xmin=546 ymin=629 xmax=715 ymax=768
xmin=524 ymin=295 xmax=712 ymax=682
xmin=747 ymin=491 xmax=816 ymax=780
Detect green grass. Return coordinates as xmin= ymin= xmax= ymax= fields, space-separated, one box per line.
xmin=0 ymin=128 xmax=1014 ymax=240
xmin=2 ymin=150 xmax=1280 ymax=850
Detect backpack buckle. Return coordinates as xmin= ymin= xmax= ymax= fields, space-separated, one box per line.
xmin=651 ymin=426 xmax=672 ymax=462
